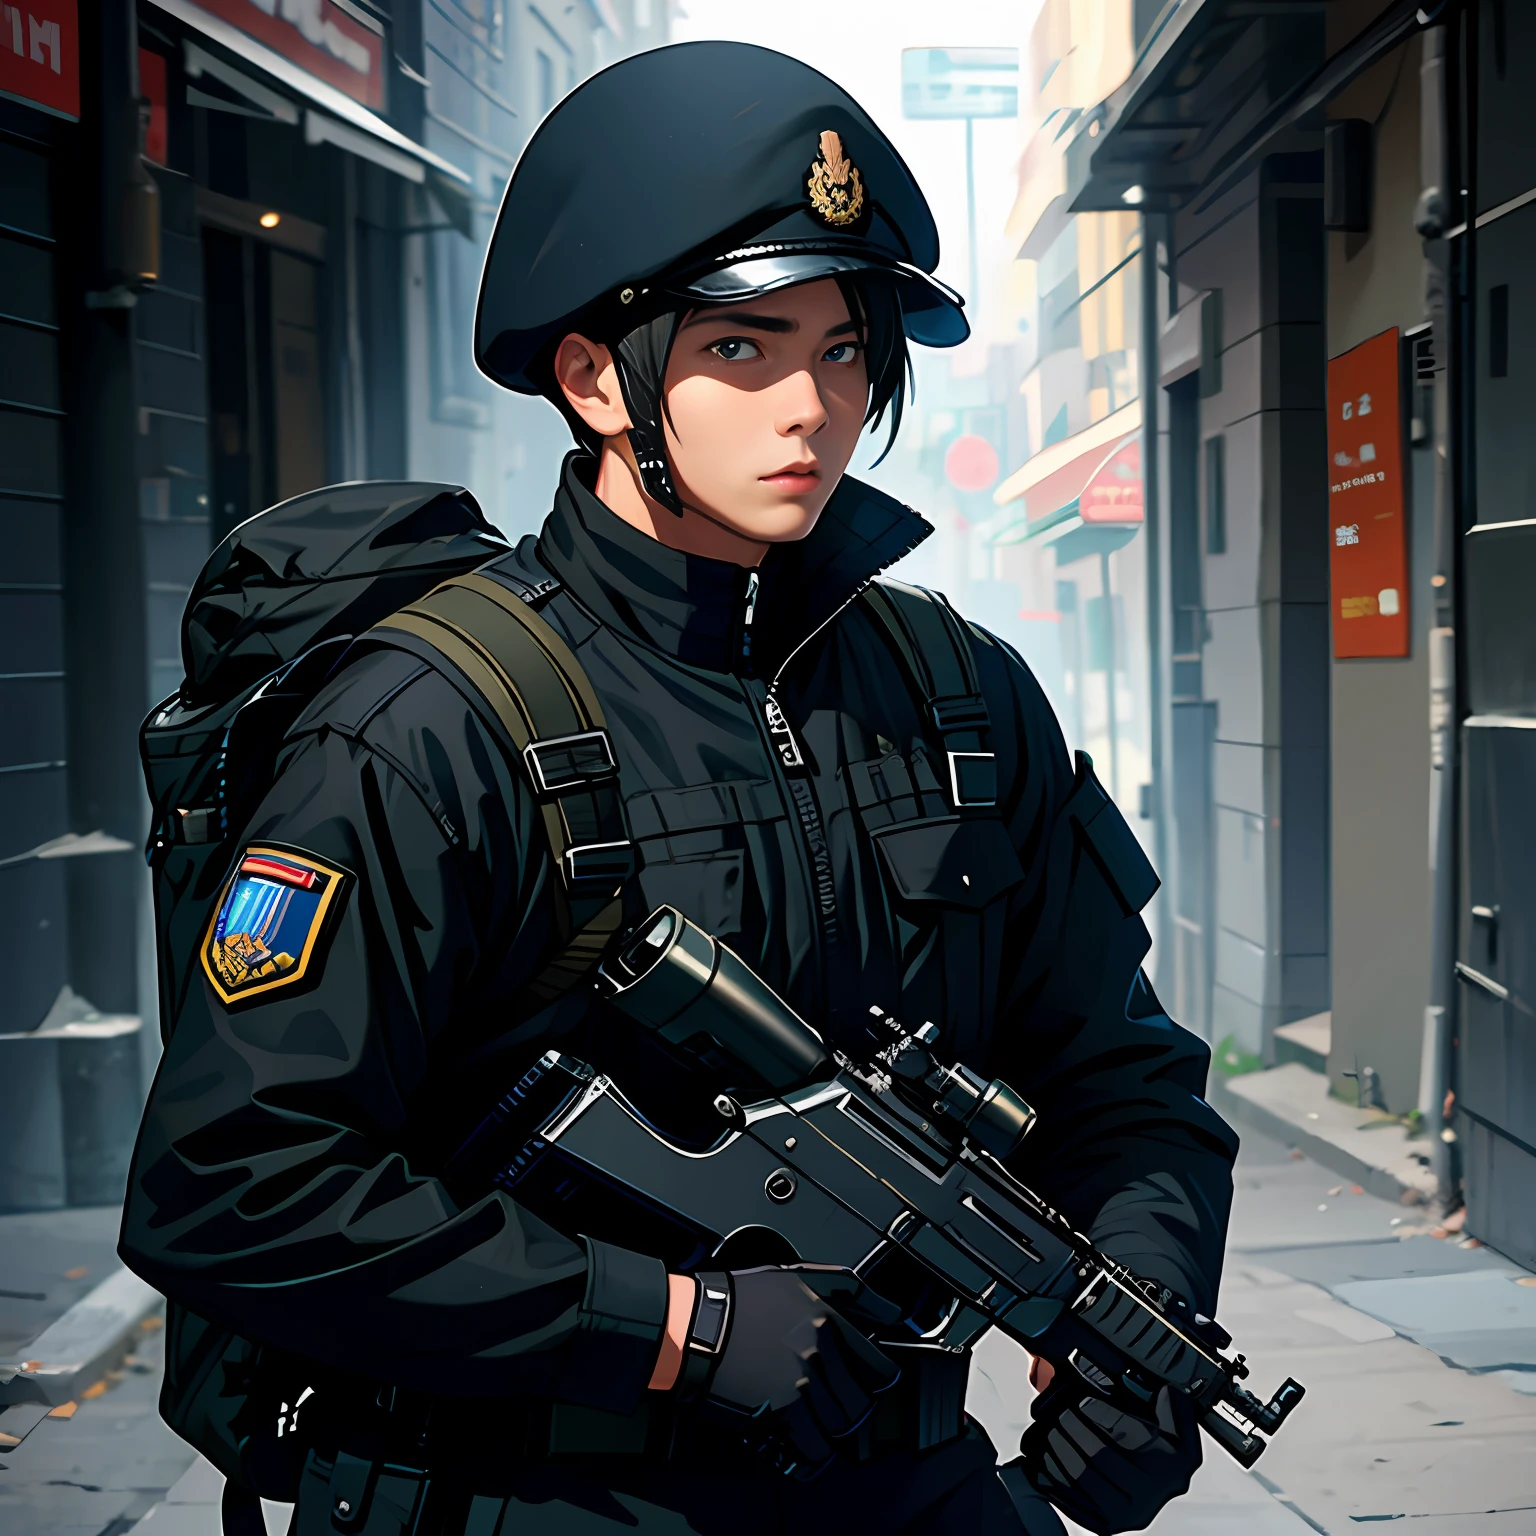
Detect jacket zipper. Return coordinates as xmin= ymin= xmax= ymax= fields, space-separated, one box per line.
xmin=741 ymin=581 xmax=870 ymax=1003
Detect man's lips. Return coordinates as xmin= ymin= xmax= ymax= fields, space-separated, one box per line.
xmin=760 ymin=466 xmax=820 ymax=492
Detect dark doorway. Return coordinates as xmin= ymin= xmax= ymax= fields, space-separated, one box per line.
xmin=203 ymin=226 xmax=328 ymax=542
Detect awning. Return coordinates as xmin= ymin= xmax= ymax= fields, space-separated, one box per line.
xmin=991 ymin=397 xmax=1141 ymax=512
xmin=983 ymin=429 xmax=1143 ymax=567
xmin=149 ymin=0 xmax=471 ymax=189
xmin=1064 ymin=0 xmax=1424 ymax=214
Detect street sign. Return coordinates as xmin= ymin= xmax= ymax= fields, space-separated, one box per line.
xmin=945 ymin=433 xmax=1000 ymax=492
xmin=1327 ymin=328 xmax=1408 ymax=657
xmin=901 ymin=47 xmax=1019 ymax=121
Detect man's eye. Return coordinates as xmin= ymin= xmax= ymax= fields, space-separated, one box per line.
xmin=823 ymin=342 xmax=860 ymax=364
xmin=710 ymin=338 xmax=762 ymax=361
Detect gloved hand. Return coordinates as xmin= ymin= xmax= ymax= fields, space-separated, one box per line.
xmin=697 ymin=1264 xmax=901 ymax=1477
xmin=1014 ymin=1381 xmax=1201 ymax=1535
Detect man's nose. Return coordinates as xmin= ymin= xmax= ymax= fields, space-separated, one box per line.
xmin=774 ymin=367 xmax=830 ymax=438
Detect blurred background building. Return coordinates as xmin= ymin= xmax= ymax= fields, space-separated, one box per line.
xmin=1011 ymin=0 xmax=1534 ymax=1268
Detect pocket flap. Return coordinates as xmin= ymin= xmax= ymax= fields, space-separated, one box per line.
xmin=872 ymin=817 xmax=1024 ymax=909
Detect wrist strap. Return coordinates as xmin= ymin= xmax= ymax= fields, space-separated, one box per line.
xmin=678 ymin=1270 xmax=730 ymax=1396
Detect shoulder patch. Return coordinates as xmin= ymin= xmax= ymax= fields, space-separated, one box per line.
xmin=201 ymin=846 xmax=350 ymax=1006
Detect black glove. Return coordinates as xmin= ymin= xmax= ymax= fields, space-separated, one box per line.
xmin=695 ymin=1265 xmax=901 ymax=1477
xmin=1016 ymin=1382 xmax=1201 ymax=1535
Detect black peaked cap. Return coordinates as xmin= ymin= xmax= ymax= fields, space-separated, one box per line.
xmin=475 ymin=41 xmax=964 ymax=393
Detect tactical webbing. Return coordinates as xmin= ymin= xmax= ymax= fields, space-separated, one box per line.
xmin=374 ymin=568 xmax=632 ymax=1007
xmin=860 ymin=579 xmax=997 ymax=808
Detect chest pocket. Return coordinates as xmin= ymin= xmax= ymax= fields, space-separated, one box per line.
xmin=847 ymin=749 xmax=1023 ymax=1061
xmin=626 ymin=779 xmax=784 ymax=940
xmin=872 ymin=816 xmax=1025 ymax=911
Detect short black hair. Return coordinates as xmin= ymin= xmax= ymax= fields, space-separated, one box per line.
xmin=545 ymin=271 xmax=914 ymax=466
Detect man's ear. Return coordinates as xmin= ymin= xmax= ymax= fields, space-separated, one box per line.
xmin=554 ymin=332 xmax=632 ymax=438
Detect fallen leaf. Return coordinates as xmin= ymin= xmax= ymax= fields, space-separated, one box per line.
xmin=1350 ymin=1185 xmax=1364 ymax=1195
xmin=47 ymin=1402 xmax=77 ymax=1420
xmin=0 ymin=1432 xmax=21 ymax=1448
xmin=1516 ymin=1278 xmax=1536 ymax=1289
xmin=1460 ymin=1237 xmax=1483 ymax=1250
xmin=62 ymin=1267 xmax=88 ymax=1281
xmin=1328 ymin=1186 xmax=1343 ymax=1197
xmin=139 ymin=1315 xmax=164 ymax=1332
xmin=80 ymin=1380 xmax=107 ymax=1400
xmin=20 ymin=1360 xmax=41 ymax=1372
xmin=1290 ymin=1149 xmax=1304 ymax=1160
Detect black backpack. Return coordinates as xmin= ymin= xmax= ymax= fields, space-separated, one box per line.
xmin=138 ymin=481 xmax=638 ymax=1531
xmin=137 ymin=480 xmax=997 ymax=1531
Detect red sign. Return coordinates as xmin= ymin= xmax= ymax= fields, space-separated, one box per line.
xmin=1079 ymin=438 xmax=1142 ymax=523
xmin=194 ymin=0 xmax=383 ymax=109
xmin=0 ymin=0 xmax=79 ymax=119
xmin=1327 ymin=328 xmax=1408 ymax=657
xmin=140 ymin=47 xmax=168 ymax=164
xmin=945 ymin=434 xmax=1000 ymax=493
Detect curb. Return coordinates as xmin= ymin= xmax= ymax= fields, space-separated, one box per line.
xmin=1209 ymin=1072 xmax=1434 ymax=1208
xmin=0 ymin=1265 xmax=164 ymax=1407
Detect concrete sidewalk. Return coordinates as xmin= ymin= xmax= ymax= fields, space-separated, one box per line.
xmin=0 ymin=1205 xmax=194 ymax=1536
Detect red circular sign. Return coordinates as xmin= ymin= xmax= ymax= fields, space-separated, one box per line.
xmin=944 ymin=434 xmax=1000 ymax=493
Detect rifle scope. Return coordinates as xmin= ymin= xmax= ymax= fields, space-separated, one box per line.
xmin=598 ymin=907 xmax=1035 ymax=1161
xmin=596 ymin=906 xmax=832 ymax=1092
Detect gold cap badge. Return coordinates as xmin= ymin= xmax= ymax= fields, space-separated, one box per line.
xmin=806 ymin=130 xmax=865 ymax=228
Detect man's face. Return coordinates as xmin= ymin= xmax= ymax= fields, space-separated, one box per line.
xmin=660 ymin=278 xmax=870 ymax=544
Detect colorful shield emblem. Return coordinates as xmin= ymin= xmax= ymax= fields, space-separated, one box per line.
xmin=201 ymin=846 xmax=350 ymax=1006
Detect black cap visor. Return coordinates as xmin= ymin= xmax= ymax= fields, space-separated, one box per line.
xmin=661 ymin=247 xmax=969 ymax=349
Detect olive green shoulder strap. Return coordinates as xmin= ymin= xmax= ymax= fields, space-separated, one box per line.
xmin=858 ymin=577 xmax=998 ymax=809
xmin=374 ymin=568 xmax=632 ymax=1007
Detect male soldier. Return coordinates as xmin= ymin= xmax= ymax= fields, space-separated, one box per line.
xmin=122 ymin=42 xmax=1237 ymax=1536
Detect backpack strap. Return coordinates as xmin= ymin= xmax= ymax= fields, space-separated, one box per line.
xmin=859 ymin=578 xmax=998 ymax=809
xmin=374 ymin=567 xmax=633 ymax=1008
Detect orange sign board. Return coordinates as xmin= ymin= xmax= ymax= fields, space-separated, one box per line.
xmin=1327 ymin=328 xmax=1408 ymax=658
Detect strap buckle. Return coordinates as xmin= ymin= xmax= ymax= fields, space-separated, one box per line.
xmin=947 ymin=751 xmax=997 ymax=809
xmin=563 ymin=841 xmax=636 ymax=891
xmin=524 ymin=729 xmax=619 ymax=795
xmin=174 ymin=806 xmax=221 ymax=845
xmin=929 ymin=695 xmax=990 ymax=735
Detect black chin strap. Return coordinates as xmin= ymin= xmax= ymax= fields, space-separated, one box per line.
xmin=613 ymin=326 xmax=686 ymax=517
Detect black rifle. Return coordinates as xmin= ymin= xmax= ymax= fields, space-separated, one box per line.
xmin=456 ymin=907 xmax=1304 ymax=1468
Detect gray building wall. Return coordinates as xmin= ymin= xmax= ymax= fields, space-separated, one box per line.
xmin=1323 ymin=33 xmax=1435 ymax=1115
xmin=1171 ymin=161 xmax=1331 ymax=1057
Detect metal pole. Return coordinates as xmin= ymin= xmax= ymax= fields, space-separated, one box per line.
xmin=1414 ymin=24 xmax=1459 ymax=1213
xmin=965 ymin=116 xmax=979 ymax=318
xmin=61 ymin=0 xmax=150 ymax=1023
xmin=1138 ymin=214 xmax=1171 ymax=966
xmin=1100 ymin=547 xmax=1121 ymax=802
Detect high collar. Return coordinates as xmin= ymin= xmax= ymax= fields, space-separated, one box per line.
xmin=534 ymin=453 xmax=932 ymax=676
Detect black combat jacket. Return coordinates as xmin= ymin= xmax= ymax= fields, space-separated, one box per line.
xmin=121 ymin=453 xmax=1237 ymax=1422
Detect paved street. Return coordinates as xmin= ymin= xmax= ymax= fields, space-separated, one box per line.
xmin=5 ymin=1126 xmax=1535 ymax=1535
